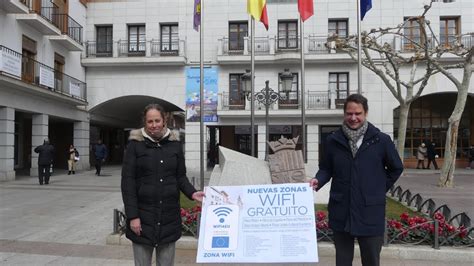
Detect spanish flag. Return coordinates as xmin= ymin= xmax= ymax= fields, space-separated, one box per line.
xmin=247 ymin=0 xmax=268 ymax=30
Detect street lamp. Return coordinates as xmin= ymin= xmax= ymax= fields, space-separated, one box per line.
xmin=241 ymin=69 xmax=293 ymax=160
xmin=240 ymin=69 xmax=254 ymax=156
xmin=241 ymin=69 xmax=252 ymax=95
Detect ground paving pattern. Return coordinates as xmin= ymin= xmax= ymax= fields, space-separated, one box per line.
xmin=0 ymin=166 xmax=472 ymax=265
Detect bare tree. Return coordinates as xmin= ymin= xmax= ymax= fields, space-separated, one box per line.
xmin=331 ymin=2 xmax=473 ymax=187
xmin=429 ymin=39 xmax=473 ymax=187
xmin=331 ymin=3 xmax=439 ymax=159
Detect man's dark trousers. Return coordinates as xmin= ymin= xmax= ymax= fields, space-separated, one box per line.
xmin=334 ymin=231 xmax=384 ymax=266
xmin=38 ymin=165 xmax=51 ymax=185
xmin=95 ymin=159 xmax=103 ymax=175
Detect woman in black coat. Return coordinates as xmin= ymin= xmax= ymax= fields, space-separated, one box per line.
xmin=121 ymin=104 xmax=204 ymax=266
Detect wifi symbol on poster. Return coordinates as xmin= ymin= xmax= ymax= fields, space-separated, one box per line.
xmin=213 ymin=207 xmax=233 ymax=223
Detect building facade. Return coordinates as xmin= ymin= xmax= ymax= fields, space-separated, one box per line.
xmin=0 ymin=0 xmax=88 ymax=180
xmin=82 ymin=0 xmax=473 ymax=176
xmin=2 ymin=0 xmax=472 ymax=180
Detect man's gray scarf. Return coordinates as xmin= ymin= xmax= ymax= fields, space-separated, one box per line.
xmin=342 ymin=120 xmax=368 ymax=158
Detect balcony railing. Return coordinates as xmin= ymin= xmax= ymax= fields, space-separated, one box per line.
xmin=84 ymin=39 xmax=186 ymax=59
xmin=248 ymin=37 xmax=271 ymax=54
xmin=220 ymin=92 xmax=246 ymax=110
xmin=219 ymin=34 xmax=473 ymax=57
xmin=118 ymin=40 xmax=146 ymax=57
xmin=220 ymin=90 xmax=345 ymax=111
xmin=0 ymin=45 xmax=86 ymax=101
xmin=460 ymin=34 xmax=473 ymax=48
xmin=28 ymin=1 xmax=83 ymax=44
xmin=62 ymin=14 xmax=83 ymax=44
xmin=85 ymin=41 xmax=113 ymax=57
xmin=307 ymin=91 xmax=330 ymax=109
xmin=308 ymin=35 xmax=331 ymax=54
xmin=150 ymin=40 xmax=179 ymax=56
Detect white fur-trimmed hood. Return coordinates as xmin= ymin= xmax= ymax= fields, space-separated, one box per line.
xmin=128 ymin=128 xmax=180 ymax=142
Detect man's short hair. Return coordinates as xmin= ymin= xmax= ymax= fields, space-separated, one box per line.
xmin=344 ymin=94 xmax=369 ymax=113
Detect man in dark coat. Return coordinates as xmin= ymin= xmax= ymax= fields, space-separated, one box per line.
xmin=121 ymin=104 xmax=204 ymax=265
xmin=93 ymin=139 xmax=107 ymax=176
xmin=427 ymin=142 xmax=439 ymax=170
xmin=310 ymin=94 xmax=403 ymax=266
xmin=34 ymin=138 xmax=55 ymax=185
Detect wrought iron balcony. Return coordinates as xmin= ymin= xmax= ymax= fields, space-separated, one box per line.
xmin=0 ymin=45 xmax=87 ymax=101
xmin=85 ymin=41 xmax=113 ymax=57
xmin=118 ymin=40 xmax=146 ymax=57
xmin=219 ymin=90 xmax=346 ymax=111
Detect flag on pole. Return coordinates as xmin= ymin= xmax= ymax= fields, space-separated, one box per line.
xmin=298 ymin=0 xmax=313 ymax=22
xmin=247 ymin=0 xmax=268 ymax=30
xmin=360 ymin=0 xmax=372 ymax=20
xmin=193 ymin=0 xmax=201 ymax=31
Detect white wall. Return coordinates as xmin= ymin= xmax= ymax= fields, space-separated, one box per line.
xmin=85 ymin=66 xmax=186 ymax=110
xmin=0 ymin=1 xmax=86 ymax=81
xmin=83 ymin=0 xmax=474 ymax=173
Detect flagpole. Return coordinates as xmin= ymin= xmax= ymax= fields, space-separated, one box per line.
xmin=357 ymin=0 xmax=362 ymax=94
xmin=250 ymin=17 xmax=255 ymax=158
xmin=299 ymin=18 xmax=306 ymax=162
xmin=199 ymin=0 xmax=205 ymax=190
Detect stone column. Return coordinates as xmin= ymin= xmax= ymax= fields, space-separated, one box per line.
xmin=145 ymin=40 xmax=152 ymax=57
xmin=30 ymin=114 xmax=48 ymax=176
xmin=269 ymin=36 xmax=275 ymax=55
xmin=74 ymin=121 xmax=90 ymax=170
xmin=257 ymin=124 xmax=265 ymax=160
xmin=113 ymin=41 xmax=119 ymax=57
xmin=217 ymin=38 xmax=223 ymax=56
xmin=0 ymin=107 xmax=15 ymax=181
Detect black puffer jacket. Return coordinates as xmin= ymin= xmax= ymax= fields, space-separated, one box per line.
xmin=121 ymin=128 xmax=197 ymax=247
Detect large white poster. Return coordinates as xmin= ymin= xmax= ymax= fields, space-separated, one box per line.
xmin=196 ymin=183 xmax=318 ymax=263
xmin=0 ymin=48 xmax=21 ymax=78
xmin=39 ymin=66 xmax=54 ymax=88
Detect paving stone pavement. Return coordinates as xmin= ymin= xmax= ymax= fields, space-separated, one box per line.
xmin=395 ymin=169 xmax=474 ymax=218
xmin=0 ymin=165 xmax=472 ymax=265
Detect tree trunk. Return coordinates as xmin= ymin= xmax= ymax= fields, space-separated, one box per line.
xmin=396 ymin=102 xmax=410 ymax=160
xmin=438 ymin=88 xmax=469 ymax=188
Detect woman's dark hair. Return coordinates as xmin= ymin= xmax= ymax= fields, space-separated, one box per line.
xmin=344 ymin=94 xmax=369 ymax=113
xmin=142 ymin=103 xmax=166 ymax=125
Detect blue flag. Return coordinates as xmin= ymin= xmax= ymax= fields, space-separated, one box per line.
xmin=360 ymin=0 xmax=372 ymax=20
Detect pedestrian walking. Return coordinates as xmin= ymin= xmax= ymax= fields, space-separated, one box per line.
xmin=416 ymin=143 xmax=427 ymax=169
xmin=34 ymin=138 xmax=55 ymax=185
xmin=310 ymin=94 xmax=403 ymax=266
xmin=427 ymin=142 xmax=439 ymax=170
xmin=94 ymin=139 xmax=107 ymax=176
xmin=121 ymin=103 xmax=205 ymax=266
xmin=67 ymin=144 xmax=79 ymax=175
xmin=468 ymin=145 xmax=474 ymax=169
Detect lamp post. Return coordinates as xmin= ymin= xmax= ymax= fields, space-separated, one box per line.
xmin=240 ymin=69 xmax=254 ymax=157
xmin=241 ymin=69 xmax=293 ymax=160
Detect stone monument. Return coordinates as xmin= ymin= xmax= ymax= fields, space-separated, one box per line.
xmin=208 ymin=146 xmax=272 ymax=186
xmin=267 ymin=136 xmax=306 ymax=184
